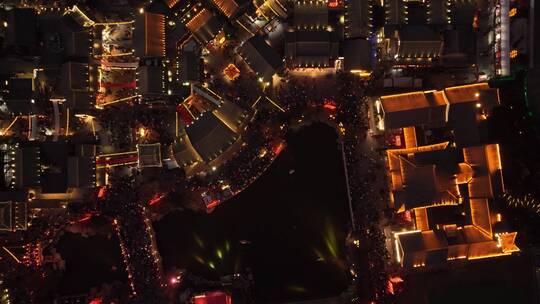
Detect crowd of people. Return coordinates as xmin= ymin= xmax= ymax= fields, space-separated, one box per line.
xmin=187 ymin=70 xmax=392 ymax=302
xmin=275 ymin=71 xmax=393 ymax=302
xmin=98 ymin=103 xmax=174 ymax=150
xmin=102 ymin=175 xmax=167 ymax=303
xmin=187 ymin=109 xmax=284 ymax=206
xmin=342 ymin=139 xmax=392 ymax=303
xmin=0 ymin=23 xmax=394 ymax=302
xmin=334 ymin=75 xmax=392 ymax=303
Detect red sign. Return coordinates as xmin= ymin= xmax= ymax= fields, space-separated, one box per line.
xmin=149 ymin=193 xmax=166 ymax=206
xmin=193 ymin=291 xmax=232 ymax=304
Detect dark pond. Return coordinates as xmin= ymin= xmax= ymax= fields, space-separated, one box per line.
xmin=56 ymin=231 xmax=127 ymax=295
xmin=154 ymin=123 xmax=351 ymax=302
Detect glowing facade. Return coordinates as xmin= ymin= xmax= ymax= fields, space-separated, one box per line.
xmin=382 ymin=83 xmax=520 ymax=268
xmin=134 ymin=12 xmax=166 ymax=58
xmin=390 ymin=142 xmax=518 ymax=267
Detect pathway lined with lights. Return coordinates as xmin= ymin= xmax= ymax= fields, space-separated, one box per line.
xmin=113 ymin=204 xmax=165 ymax=302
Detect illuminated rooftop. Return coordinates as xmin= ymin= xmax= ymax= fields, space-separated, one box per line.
xmin=165 ymin=0 xmax=181 ymax=8
xmin=211 ymin=0 xmax=239 ymax=18
xmin=380 ymin=91 xmax=447 ymax=113
xmin=185 ymin=9 xmax=223 ymax=44
xmin=134 ymin=12 xmax=165 ymax=57
xmin=384 ymin=81 xmax=517 ymax=268
xmin=379 ymin=83 xmax=500 ymax=141
xmin=0 ymin=201 xmax=28 ymax=231
xmin=223 ymin=64 xmax=241 ymax=81
xmin=186 ymin=9 xmax=213 ymax=33
xmin=390 ymin=142 xmax=518 ymax=268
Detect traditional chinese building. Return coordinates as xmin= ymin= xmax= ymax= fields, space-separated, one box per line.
xmin=173 ymin=86 xmax=247 ymax=169
xmin=134 ymin=12 xmax=166 ymax=58
xmin=0 ymin=142 xmax=96 ymax=207
xmin=380 ymin=83 xmax=520 ymax=269
xmin=238 ymin=35 xmax=282 ymax=80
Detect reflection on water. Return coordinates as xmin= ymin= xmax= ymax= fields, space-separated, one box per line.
xmin=154 ymin=124 xmax=351 ymax=302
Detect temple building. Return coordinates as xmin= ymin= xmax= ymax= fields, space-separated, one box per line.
xmin=380 ymin=83 xmax=520 ymax=269
xmin=173 ymin=86 xmax=247 ymax=171
xmin=344 ymin=0 xmax=372 ymax=39
xmin=134 ymin=12 xmax=166 ymax=58
xmin=61 ymin=62 xmax=97 ymax=111
xmin=285 ymin=30 xmax=339 ymax=68
xmin=390 ymin=141 xmax=519 ymax=268
xmin=178 ymin=39 xmax=202 ymax=84
xmin=0 ymin=201 xmax=28 ymax=231
xmin=253 ymin=0 xmax=288 ymax=19
xmin=238 ymin=35 xmax=283 ymax=80
xmin=293 ymin=0 xmax=328 ymax=30
xmin=283 ymin=0 xmax=340 ymax=68
xmin=211 ymin=0 xmax=240 ymax=19
xmin=382 ymin=25 xmax=443 ymax=67
xmin=342 ymin=38 xmax=372 ymax=76
xmin=0 ymin=142 xmax=96 ymax=207
xmin=137 ymin=65 xmax=165 ymax=101
xmin=137 ymin=143 xmax=163 ymax=168
xmin=184 ymin=8 xmax=223 ymax=45
xmin=379 ymin=0 xmax=480 ymax=67
xmin=378 ymin=83 xmax=499 ymax=147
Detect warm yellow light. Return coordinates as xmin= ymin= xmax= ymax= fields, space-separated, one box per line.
xmin=139 ymin=8 xmax=144 ymax=14
xmin=223 ymin=63 xmax=240 ymax=81
xmin=75 ymin=114 xmax=96 ymax=120
xmin=468 ymin=252 xmax=512 ymax=260
xmin=394 ymin=230 xmax=421 ymax=264
xmin=97 ymin=151 xmax=137 ymax=158
xmin=139 ymin=127 xmax=147 ymax=137
xmin=447 ymin=255 xmax=467 ymax=261
xmin=350 ymin=69 xmax=372 ymax=77
xmin=510 ymin=49 xmax=518 ymax=59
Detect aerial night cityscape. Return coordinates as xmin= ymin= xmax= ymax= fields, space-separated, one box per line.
xmin=0 ymin=0 xmax=538 ymax=303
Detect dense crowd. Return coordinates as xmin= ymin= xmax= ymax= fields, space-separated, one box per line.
xmin=99 ymin=103 xmax=174 ymax=149
xmin=342 ymin=139 xmax=391 ymax=303
xmin=102 ymin=175 xmax=167 ymax=304
xmin=186 ymin=72 xmax=392 ymax=302
xmin=0 ymin=3 xmax=389 ymax=304
xmin=187 ymin=110 xmax=284 ymax=204
xmin=270 ymin=71 xmax=391 ymax=302
xmin=334 ymin=75 xmax=392 ymax=303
